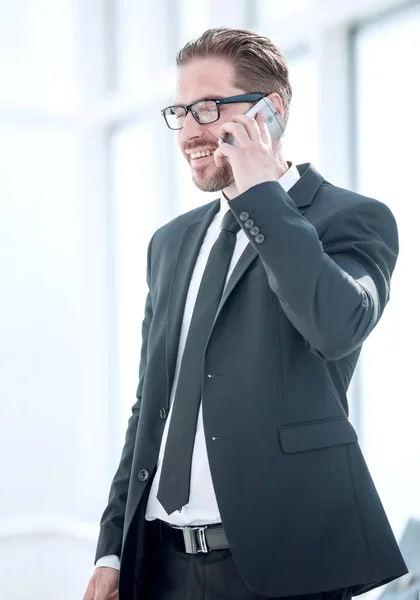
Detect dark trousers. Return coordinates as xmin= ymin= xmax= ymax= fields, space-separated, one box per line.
xmin=143 ymin=519 xmax=352 ymax=600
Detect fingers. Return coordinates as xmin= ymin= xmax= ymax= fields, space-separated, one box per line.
xmin=218 ymin=121 xmax=251 ymax=146
xmin=214 ymin=110 xmax=271 ymax=168
xmin=213 ymin=142 xmax=236 ymax=167
xmin=217 ymin=112 xmax=270 ymax=148
xmin=218 ymin=113 xmax=262 ymax=144
xmin=214 ymin=114 xmax=258 ymax=167
xmin=256 ymin=111 xmax=271 ymax=146
xmin=234 ymin=113 xmax=263 ymax=141
xmin=83 ymin=571 xmax=119 ymax=600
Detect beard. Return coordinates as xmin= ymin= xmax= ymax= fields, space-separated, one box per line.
xmin=191 ymin=160 xmax=234 ymax=192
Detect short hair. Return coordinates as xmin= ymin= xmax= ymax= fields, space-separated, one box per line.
xmin=176 ymin=27 xmax=292 ymax=124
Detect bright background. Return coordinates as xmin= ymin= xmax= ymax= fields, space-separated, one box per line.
xmin=1 ymin=0 xmax=419 ymax=598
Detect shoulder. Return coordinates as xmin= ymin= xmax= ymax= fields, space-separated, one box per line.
xmin=315 ymin=178 xmax=395 ymax=225
xmin=296 ymin=163 xmax=397 ymax=248
xmin=295 ymin=163 xmax=394 ymax=222
xmin=313 ymin=180 xmax=398 ymax=254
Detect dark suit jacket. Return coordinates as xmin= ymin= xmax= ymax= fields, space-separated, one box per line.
xmin=96 ymin=163 xmax=407 ymax=599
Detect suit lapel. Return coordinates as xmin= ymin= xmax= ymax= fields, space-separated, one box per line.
xmin=289 ymin=163 xmax=324 ymax=210
xmin=165 ymin=199 xmax=220 ymax=399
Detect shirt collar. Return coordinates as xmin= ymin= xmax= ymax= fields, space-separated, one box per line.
xmin=219 ymin=162 xmax=301 ymax=216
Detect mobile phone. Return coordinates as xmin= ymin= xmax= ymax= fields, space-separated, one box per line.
xmin=218 ymin=97 xmax=285 ymax=147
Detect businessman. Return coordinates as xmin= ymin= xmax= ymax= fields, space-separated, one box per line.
xmin=83 ymin=27 xmax=407 ymax=600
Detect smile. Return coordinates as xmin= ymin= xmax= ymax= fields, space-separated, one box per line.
xmin=189 ymin=150 xmax=215 ymax=161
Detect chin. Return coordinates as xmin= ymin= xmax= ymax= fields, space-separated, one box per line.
xmin=192 ymin=163 xmax=233 ymax=193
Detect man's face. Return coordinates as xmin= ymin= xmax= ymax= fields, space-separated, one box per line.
xmin=174 ymin=58 xmax=251 ymax=193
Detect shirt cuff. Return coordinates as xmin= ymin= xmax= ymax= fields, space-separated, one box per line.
xmin=95 ymin=555 xmax=121 ymax=571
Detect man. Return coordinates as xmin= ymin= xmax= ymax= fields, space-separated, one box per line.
xmin=83 ymin=27 xmax=407 ymax=600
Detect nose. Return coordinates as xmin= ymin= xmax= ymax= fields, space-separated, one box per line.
xmin=180 ymin=111 xmax=204 ymax=143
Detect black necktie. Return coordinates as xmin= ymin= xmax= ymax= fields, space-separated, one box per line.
xmin=157 ymin=209 xmax=241 ymax=515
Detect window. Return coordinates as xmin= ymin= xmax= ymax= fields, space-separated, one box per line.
xmin=0 ymin=124 xmax=82 ymax=512
xmin=353 ymin=2 xmax=420 ymax=537
xmin=0 ymin=0 xmax=78 ymax=110
xmin=109 ymin=123 xmax=156 ymax=432
xmin=256 ymin=0 xmax=313 ymax=21
xmin=283 ymin=53 xmax=318 ymax=166
xmin=109 ymin=0 xmax=170 ymax=91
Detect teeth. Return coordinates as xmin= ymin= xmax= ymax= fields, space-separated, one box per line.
xmin=190 ymin=150 xmax=214 ymax=159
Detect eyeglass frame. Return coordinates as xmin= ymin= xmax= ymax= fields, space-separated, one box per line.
xmin=161 ymin=93 xmax=267 ymax=130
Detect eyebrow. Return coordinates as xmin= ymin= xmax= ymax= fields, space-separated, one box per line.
xmin=172 ymin=95 xmax=225 ymax=106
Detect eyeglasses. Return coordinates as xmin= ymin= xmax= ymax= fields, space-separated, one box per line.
xmin=161 ymin=93 xmax=267 ymax=130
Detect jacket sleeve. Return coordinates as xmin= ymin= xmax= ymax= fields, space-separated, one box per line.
xmin=94 ymin=234 xmax=154 ymax=562
xmin=229 ymin=181 xmax=399 ymax=361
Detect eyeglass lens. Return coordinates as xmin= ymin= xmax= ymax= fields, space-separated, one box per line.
xmin=164 ymin=100 xmax=218 ymax=129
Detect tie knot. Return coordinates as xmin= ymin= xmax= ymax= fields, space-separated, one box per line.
xmin=221 ymin=210 xmax=241 ymax=234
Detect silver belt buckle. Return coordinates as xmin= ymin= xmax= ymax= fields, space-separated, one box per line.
xmin=182 ymin=525 xmax=209 ymax=553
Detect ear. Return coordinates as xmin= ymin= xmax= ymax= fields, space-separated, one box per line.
xmin=267 ymin=93 xmax=285 ymax=121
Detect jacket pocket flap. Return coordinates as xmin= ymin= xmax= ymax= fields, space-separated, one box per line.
xmin=278 ymin=418 xmax=358 ymax=454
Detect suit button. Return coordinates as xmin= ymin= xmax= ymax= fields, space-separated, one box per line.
xmin=250 ymin=226 xmax=260 ymax=236
xmin=138 ymin=469 xmax=149 ymax=482
xmin=255 ymin=234 xmax=265 ymax=244
xmin=159 ymin=408 xmax=167 ymax=419
xmin=244 ymin=219 xmax=254 ymax=229
xmin=239 ymin=211 xmax=249 ymax=221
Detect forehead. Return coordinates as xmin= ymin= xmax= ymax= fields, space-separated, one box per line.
xmin=174 ymin=58 xmax=244 ymax=104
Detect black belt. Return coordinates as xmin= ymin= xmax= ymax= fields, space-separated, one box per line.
xmin=156 ymin=519 xmax=229 ymax=554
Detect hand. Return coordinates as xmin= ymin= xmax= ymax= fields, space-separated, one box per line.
xmin=213 ymin=111 xmax=281 ymax=195
xmin=83 ymin=567 xmax=119 ymax=600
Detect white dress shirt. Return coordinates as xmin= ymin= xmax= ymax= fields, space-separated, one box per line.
xmin=96 ymin=165 xmax=300 ymax=570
